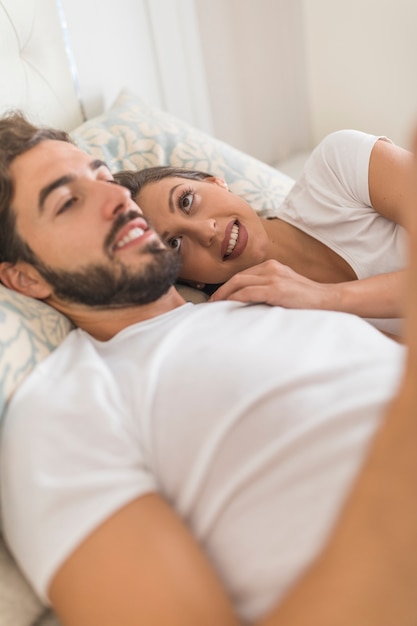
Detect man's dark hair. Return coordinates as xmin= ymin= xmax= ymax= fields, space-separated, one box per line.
xmin=114 ymin=166 xmax=213 ymax=201
xmin=0 ymin=111 xmax=73 ymax=264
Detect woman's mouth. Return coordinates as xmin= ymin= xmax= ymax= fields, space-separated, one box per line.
xmin=225 ymin=222 xmax=239 ymax=256
xmin=221 ymin=220 xmax=248 ymax=261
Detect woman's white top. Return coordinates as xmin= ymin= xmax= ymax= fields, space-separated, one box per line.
xmin=278 ymin=129 xmax=407 ymax=335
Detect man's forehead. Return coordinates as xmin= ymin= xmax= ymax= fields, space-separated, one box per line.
xmin=11 ymin=140 xmax=104 ymax=195
xmin=10 ymin=140 xmax=108 ymax=221
xmin=13 ymin=140 xmax=91 ymax=176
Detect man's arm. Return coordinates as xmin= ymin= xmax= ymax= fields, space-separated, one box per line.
xmin=50 ymin=357 xmax=417 ymax=626
xmin=256 ymin=137 xmax=417 ymax=626
xmin=49 ymin=493 xmax=240 ymax=626
xmin=256 ymin=379 xmax=417 ymax=626
xmin=50 ymin=272 xmax=417 ymax=626
xmin=50 ymin=136 xmax=417 ymax=626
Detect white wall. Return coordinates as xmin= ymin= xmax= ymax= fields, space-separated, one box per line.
xmin=60 ymin=0 xmax=212 ymax=131
xmin=302 ymin=0 xmax=417 ymax=149
xmin=60 ymin=0 xmax=417 ymax=161
xmin=60 ymin=0 xmax=161 ymax=118
xmin=195 ymin=0 xmax=417 ymax=162
xmin=194 ymin=0 xmax=311 ymax=165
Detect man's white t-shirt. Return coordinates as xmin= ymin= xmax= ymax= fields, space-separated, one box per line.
xmin=0 ymin=302 xmax=404 ymax=621
xmin=279 ymin=129 xmax=406 ymax=335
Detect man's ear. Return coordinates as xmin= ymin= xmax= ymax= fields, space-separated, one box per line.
xmin=0 ymin=262 xmax=52 ymax=299
xmin=205 ymin=176 xmax=229 ymax=191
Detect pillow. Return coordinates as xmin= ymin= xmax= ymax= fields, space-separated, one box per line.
xmin=0 ymin=286 xmax=72 ymax=420
xmin=71 ymin=89 xmax=295 ymax=219
xmin=0 ymin=91 xmax=294 ymax=421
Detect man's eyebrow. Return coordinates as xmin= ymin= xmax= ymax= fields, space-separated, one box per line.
xmin=38 ymin=175 xmax=74 ymax=213
xmin=90 ymin=159 xmax=111 ymax=173
xmin=38 ymin=159 xmax=111 ymax=213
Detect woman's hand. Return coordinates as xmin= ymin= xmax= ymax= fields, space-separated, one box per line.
xmin=209 ymin=259 xmax=337 ymax=309
xmin=209 ymin=260 xmax=405 ymax=321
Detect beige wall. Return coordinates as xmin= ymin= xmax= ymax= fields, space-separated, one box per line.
xmin=303 ymin=0 xmax=417 ymax=148
xmin=195 ymin=0 xmax=417 ymax=162
xmin=62 ymin=0 xmax=417 ymax=161
xmin=194 ymin=0 xmax=311 ymax=164
xmin=61 ymin=0 xmax=213 ymax=131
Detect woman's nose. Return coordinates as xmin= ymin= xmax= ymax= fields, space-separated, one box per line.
xmin=187 ymin=219 xmax=216 ymax=247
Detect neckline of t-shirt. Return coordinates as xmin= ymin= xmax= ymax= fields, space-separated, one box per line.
xmin=89 ymin=301 xmax=194 ymax=346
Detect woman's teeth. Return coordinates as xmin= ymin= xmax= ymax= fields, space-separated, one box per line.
xmin=115 ymin=226 xmax=145 ymax=249
xmin=225 ymin=222 xmax=239 ymax=256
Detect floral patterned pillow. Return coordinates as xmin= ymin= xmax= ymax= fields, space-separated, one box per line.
xmin=71 ymin=89 xmax=294 ymax=218
xmin=0 ymin=286 xmax=72 ymax=419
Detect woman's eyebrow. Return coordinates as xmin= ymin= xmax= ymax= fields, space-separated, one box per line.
xmin=169 ymin=184 xmax=182 ymax=213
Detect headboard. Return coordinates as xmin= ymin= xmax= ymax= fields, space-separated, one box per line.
xmin=0 ymin=0 xmax=84 ymax=129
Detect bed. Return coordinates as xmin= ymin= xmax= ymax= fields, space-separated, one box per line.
xmin=0 ymin=1 xmax=295 ymax=624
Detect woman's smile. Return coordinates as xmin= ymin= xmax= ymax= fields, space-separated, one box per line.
xmin=134 ymin=175 xmax=270 ymax=283
xmin=221 ymin=220 xmax=248 ymax=261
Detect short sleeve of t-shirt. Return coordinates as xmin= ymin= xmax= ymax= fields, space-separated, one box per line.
xmin=0 ymin=330 xmax=157 ymax=603
xmin=280 ymin=129 xmax=388 ymax=229
xmin=312 ymin=129 xmax=381 ymax=201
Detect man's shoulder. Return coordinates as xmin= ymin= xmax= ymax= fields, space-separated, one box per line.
xmin=5 ymin=328 xmax=111 ymax=416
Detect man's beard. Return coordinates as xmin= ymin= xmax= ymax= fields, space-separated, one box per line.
xmin=32 ymin=240 xmax=182 ymax=308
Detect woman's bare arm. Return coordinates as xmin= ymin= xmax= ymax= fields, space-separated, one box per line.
xmin=211 ymin=139 xmax=411 ymax=323
xmin=210 ymin=261 xmax=405 ymax=323
xmin=369 ymin=137 xmax=415 ymax=225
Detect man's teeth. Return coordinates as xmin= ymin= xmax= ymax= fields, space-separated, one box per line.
xmin=115 ymin=227 xmax=145 ymax=249
xmin=225 ymin=223 xmax=239 ymax=256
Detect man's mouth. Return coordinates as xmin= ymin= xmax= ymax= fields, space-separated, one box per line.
xmin=106 ymin=211 xmax=151 ymax=254
xmin=114 ymin=226 xmax=146 ymax=250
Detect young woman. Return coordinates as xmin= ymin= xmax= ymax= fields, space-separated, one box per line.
xmin=115 ymin=129 xmax=412 ymax=338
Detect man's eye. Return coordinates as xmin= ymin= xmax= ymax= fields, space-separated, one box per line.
xmin=57 ymin=197 xmax=77 ymax=215
xmin=168 ymin=236 xmax=182 ymax=251
xmin=179 ymin=191 xmax=194 ymax=213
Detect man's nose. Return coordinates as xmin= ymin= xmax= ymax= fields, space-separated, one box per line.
xmin=98 ymin=180 xmax=136 ymax=219
xmin=186 ymin=219 xmax=216 ymax=247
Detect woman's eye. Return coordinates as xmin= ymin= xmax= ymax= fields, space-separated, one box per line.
xmin=168 ymin=236 xmax=182 ymax=252
xmin=179 ymin=191 xmax=194 ymax=213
